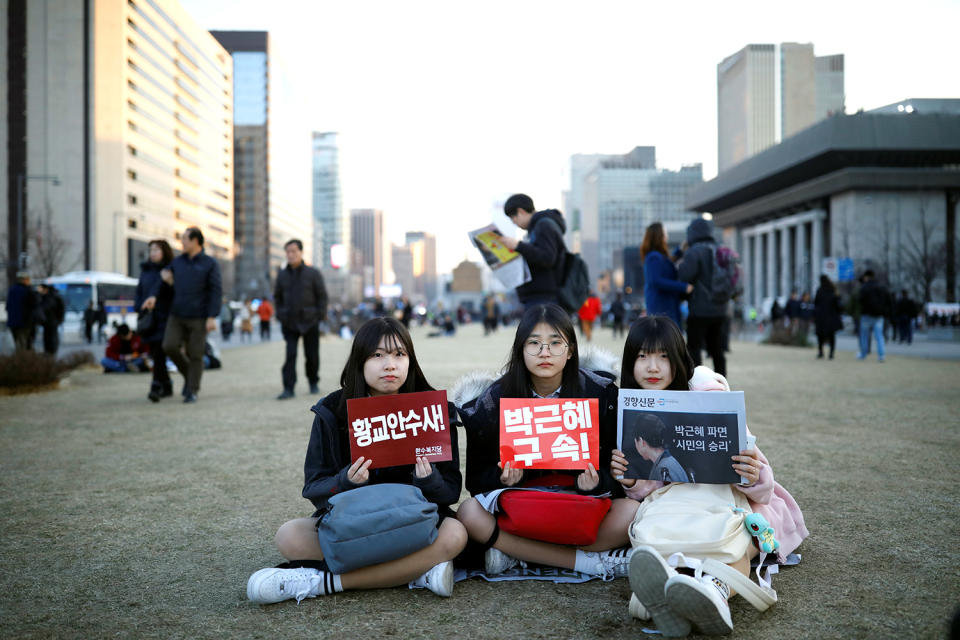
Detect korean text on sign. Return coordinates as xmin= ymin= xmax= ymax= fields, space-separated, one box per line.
xmin=347 ymin=390 xmax=452 ymax=469
xmin=498 ymin=398 xmax=600 ymax=470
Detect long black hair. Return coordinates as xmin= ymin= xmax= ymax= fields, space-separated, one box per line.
xmin=336 ymin=316 xmax=434 ymax=420
xmin=620 ymin=316 xmax=694 ymax=391
xmin=499 ymin=304 xmax=580 ymax=398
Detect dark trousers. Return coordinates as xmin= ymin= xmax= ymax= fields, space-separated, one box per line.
xmin=162 ymin=315 xmax=207 ymax=394
xmin=12 ymin=327 xmax=33 ymax=351
xmin=260 ymin=319 xmax=271 ymax=340
xmin=148 ymin=340 xmax=172 ymax=392
xmin=686 ymin=315 xmax=726 ymax=376
xmin=816 ymin=330 xmax=836 ymax=357
xmin=282 ymin=325 xmax=319 ymax=391
xmin=42 ymin=324 xmax=59 ymax=355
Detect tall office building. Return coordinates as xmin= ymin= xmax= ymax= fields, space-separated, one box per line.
xmin=717 ymin=44 xmax=776 ymax=174
xmin=2 ymin=0 xmax=234 ymax=287
xmin=211 ymin=30 xmax=310 ymax=298
xmin=404 ymin=231 xmax=437 ymax=303
xmin=572 ymin=147 xmax=702 ymax=284
xmin=718 ymin=43 xmax=844 ymax=173
xmin=312 ymin=132 xmax=345 ymax=272
xmin=350 ymin=208 xmax=383 ymax=295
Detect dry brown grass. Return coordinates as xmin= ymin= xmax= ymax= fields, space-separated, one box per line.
xmin=0 ymin=324 xmax=957 ymax=639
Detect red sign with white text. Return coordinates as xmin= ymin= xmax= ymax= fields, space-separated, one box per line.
xmin=499 ymin=398 xmax=600 ymax=470
xmin=347 ymin=390 xmax=452 ymax=469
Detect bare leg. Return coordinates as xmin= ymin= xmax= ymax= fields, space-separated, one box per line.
xmin=457 ymin=497 xmax=576 ymax=568
xmin=723 ymin=544 xmax=759 ymax=597
xmin=581 ymin=498 xmax=639 ymax=551
xmin=273 ymin=516 xmax=467 ymax=590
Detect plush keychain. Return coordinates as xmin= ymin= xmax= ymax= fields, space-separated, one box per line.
xmin=744 ymin=512 xmax=780 ymax=554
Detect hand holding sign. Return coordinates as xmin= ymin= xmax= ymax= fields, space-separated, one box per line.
xmin=498 ymin=461 xmax=524 ymax=487
xmin=347 ymin=456 xmax=373 ymax=484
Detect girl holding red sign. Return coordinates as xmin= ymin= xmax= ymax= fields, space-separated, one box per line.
xmin=611 ymin=316 xmax=807 ymax=637
xmin=454 ymin=303 xmax=640 ymax=579
xmin=246 ymin=317 xmax=467 ymax=604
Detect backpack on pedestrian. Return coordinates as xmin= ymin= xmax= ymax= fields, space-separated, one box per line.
xmin=710 ymin=246 xmax=743 ymax=306
xmin=541 ymin=217 xmax=590 ymax=313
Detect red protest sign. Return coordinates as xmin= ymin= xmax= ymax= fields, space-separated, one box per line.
xmin=347 ymin=390 xmax=452 ymax=469
xmin=499 ymin=398 xmax=599 ymax=470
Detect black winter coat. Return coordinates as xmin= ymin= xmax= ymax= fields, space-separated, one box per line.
xmin=859 ymin=280 xmax=890 ymax=317
xmin=813 ymin=286 xmax=843 ymax=334
xmin=135 ymin=261 xmax=173 ymax=343
xmin=302 ymin=390 xmax=463 ymax=517
xmin=275 ymin=264 xmax=328 ymax=333
xmin=677 ymin=218 xmax=726 ymax=318
xmin=457 ymin=368 xmax=621 ymax=498
xmin=515 ymin=210 xmax=566 ymax=303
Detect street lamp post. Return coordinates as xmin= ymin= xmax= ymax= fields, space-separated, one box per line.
xmin=15 ymin=173 xmax=61 ymax=271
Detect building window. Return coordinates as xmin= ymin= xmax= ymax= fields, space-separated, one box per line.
xmin=128 ymin=194 xmax=138 ymax=205
xmin=127 ymin=169 xmax=137 ymax=180
xmin=127 ymin=144 xmax=137 ymax=156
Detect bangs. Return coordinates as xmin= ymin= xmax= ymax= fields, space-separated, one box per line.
xmin=373 ymin=328 xmax=406 ymax=355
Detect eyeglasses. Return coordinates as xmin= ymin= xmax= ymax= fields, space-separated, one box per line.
xmin=524 ymin=339 xmax=568 ymax=356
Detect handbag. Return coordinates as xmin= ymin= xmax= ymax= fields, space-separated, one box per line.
xmin=136 ymin=309 xmax=156 ymax=335
xmin=497 ymin=489 xmax=612 ymax=546
xmin=628 ymin=482 xmax=751 ymax=564
xmin=315 ymin=483 xmax=438 ymax=574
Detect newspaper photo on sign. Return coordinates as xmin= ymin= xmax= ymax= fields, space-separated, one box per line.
xmin=499 ymin=398 xmax=599 ymax=470
xmin=468 ymin=224 xmax=531 ymax=290
xmin=616 ymin=389 xmax=748 ymax=484
xmin=347 ymin=390 xmax=453 ymax=469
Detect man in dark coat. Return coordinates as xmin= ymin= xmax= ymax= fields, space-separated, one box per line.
xmin=37 ymin=284 xmax=65 ymax=356
xmin=5 ymin=272 xmax=39 ymax=351
xmin=677 ymin=218 xmax=727 ymax=376
xmin=857 ymin=270 xmax=889 ymax=362
xmin=493 ymin=193 xmax=566 ymax=309
xmin=160 ymin=227 xmax=222 ymax=403
xmin=274 ymin=239 xmax=328 ymax=400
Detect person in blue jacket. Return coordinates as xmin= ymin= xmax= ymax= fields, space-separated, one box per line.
xmin=642 ymin=222 xmax=692 ymax=326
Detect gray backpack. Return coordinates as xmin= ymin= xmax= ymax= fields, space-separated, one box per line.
xmin=315 ymin=483 xmax=438 ymax=573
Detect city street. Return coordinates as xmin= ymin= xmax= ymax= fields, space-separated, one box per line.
xmin=1 ymin=322 xmax=957 ymax=638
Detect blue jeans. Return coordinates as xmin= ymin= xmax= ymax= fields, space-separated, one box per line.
xmin=858 ymin=315 xmax=885 ymax=361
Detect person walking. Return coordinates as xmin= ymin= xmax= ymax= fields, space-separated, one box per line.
xmin=219 ymin=299 xmax=234 ymax=342
xmin=160 ymin=227 xmax=222 ymax=403
xmin=257 ymin=297 xmax=273 ymax=340
xmin=137 ymin=239 xmax=175 ymax=402
xmin=577 ymin=290 xmax=602 ymax=341
xmin=274 ymin=238 xmax=328 ymax=400
xmin=895 ymin=290 xmax=915 ymax=345
xmin=492 ymin=193 xmax=567 ymax=309
xmin=857 ymin=270 xmax=889 ymax=362
xmin=239 ymin=299 xmax=253 ymax=343
xmin=641 ymin=222 xmax=692 ymax=327
xmin=37 ymin=284 xmax=65 ymax=356
xmin=677 ymin=218 xmax=727 ymax=376
xmin=83 ymin=301 xmax=96 ymax=343
xmin=813 ymin=275 xmax=843 ymax=359
xmin=610 ymin=293 xmax=626 ymax=338
xmin=5 ymin=272 xmax=39 ymax=352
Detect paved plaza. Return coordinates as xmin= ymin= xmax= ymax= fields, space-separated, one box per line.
xmin=1 ymin=322 xmax=958 ymax=638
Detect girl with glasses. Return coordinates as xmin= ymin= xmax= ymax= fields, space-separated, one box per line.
xmin=454 ymin=304 xmax=640 ymax=579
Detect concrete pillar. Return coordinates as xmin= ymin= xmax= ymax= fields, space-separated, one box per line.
xmin=753 ymin=233 xmax=763 ymax=309
xmin=742 ymin=232 xmax=753 ymax=309
xmin=779 ymin=226 xmax=791 ymax=297
xmin=795 ymin=222 xmax=807 ymax=293
xmin=766 ymin=229 xmax=776 ymax=299
xmin=811 ymin=213 xmax=823 ymax=285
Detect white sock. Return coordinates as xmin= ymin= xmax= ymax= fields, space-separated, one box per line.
xmin=330 ymin=573 xmax=344 ymax=593
xmin=573 ymin=550 xmax=600 ymax=575
xmin=311 ymin=571 xmax=344 ymax=596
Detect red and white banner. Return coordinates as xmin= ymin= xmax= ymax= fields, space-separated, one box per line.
xmin=347 ymin=390 xmax=452 ymax=469
xmin=499 ymin=398 xmax=600 ymax=470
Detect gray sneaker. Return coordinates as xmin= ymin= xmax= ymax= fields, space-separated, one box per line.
xmin=484 ymin=547 xmax=520 ymax=575
xmin=410 ymin=560 xmax=454 ymax=597
xmin=664 ymin=572 xmax=733 ymax=636
xmin=629 ymin=546 xmax=691 ymax=637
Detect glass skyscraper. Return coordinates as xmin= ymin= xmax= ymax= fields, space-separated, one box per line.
xmin=312 ymin=132 xmax=344 ymax=272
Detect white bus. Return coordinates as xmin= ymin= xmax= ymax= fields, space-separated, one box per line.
xmin=43 ymin=271 xmax=139 ymax=340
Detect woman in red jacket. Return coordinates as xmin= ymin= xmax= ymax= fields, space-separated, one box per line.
xmin=578 ymin=291 xmax=602 ymax=341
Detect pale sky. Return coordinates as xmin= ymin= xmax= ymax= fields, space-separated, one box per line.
xmin=182 ymin=0 xmax=960 ymax=274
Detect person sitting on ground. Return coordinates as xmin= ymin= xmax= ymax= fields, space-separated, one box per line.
xmin=246 ymin=316 xmax=466 ymax=604
xmin=101 ymin=324 xmax=149 ymax=373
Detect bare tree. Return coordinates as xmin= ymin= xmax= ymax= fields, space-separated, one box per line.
xmin=901 ymin=207 xmax=944 ymax=303
xmin=28 ymin=204 xmax=75 ymax=278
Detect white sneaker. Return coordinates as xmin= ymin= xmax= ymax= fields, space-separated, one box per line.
xmin=665 ymin=572 xmax=733 ymax=636
xmin=595 ymin=546 xmax=634 ymax=578
xmin=484 ymin=547 xmax=520 ymax=575
xmin=246 ymin=567 xmax=328 ymax=604
xmin=628 ymin=593 xmax=651 ymax=620
xmin=628 ymin=546 xmax=691 ymax=637
xmin=410 ymin=560 xmax=454 ymax=597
